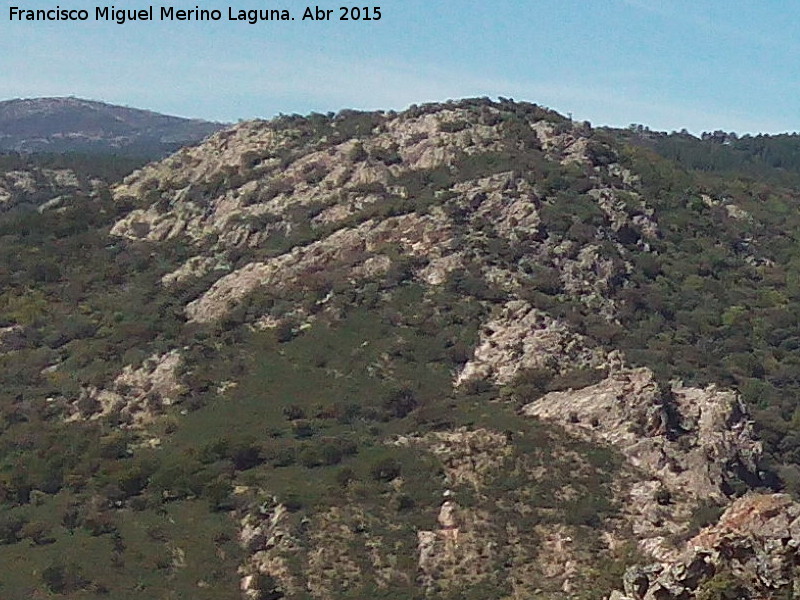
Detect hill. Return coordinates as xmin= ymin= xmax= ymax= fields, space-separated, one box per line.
xmin=0 ymin=97 xmax=225 ymax=156
xmin=2 ymin=98 xmax=800 ymax=598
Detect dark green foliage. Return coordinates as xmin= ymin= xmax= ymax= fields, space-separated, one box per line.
xmin=0 ymin=513 xmax=26 ymax=544
xmin=10 ymin=99 xmax=800 ymax=598
xmin=229 ymin=439 xmax=265 ymax=471
xmin=688 ymin=500 xmax=724 ymax=535
xmin=547 ymin=367 xmax=607 ymax=393
xmin=506 ymin=367 xmax=555 ymax=405
xmin=562 ymin=493 xmax=614 ymax=528
xmin=370 ymin=458 xmax=401 ymax=482
xmin=381 ymin=387 xmax=418 ymax=419
xmin=249 ymin=573 xmax=285 ymax=600
xmin=695 ymin=570 xmax=748 ymax=600
xmin=41 ymin=562 xmax=90 ymax=594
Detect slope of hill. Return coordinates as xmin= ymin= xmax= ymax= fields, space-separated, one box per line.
xmin=0 ymin=97 xmax=225 ymax=156
xmin=2 ymin=98 xmax=800 ymax=598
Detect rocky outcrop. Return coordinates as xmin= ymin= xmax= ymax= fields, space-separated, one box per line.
xmin=110 ymin=106 xmax=504 ymax=246
xmin=394 ymin=428 xmax=513 ymax=488
xmin=456 ymin=300 xmax=605 ymax=386
xmin=611 ymin=493 xmax=800 ymax=600
xmin=184 ymin=210 xmax=453 ymax=322
xmin=97 ymin=99 xmax=780 ymax=598
xmin=239 ymin=498 xmax=303 ymax=600
xmin=67 ymin=350 xmax=184 ymax=427
xmin=525 ymin=368 xmax=761 ymax=501
xmin=109 ymin=100 xmax=657 ymax=331
xmin=0 ymin=166 xmax=98 ymax=212
xmin=525 ymin=367 xmax=763 ymax=560
xmin=416 ymin=500 xmax=504 ymax=595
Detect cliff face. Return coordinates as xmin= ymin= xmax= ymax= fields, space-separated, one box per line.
xmin=0 ymin=98 xmax=796 ymax=599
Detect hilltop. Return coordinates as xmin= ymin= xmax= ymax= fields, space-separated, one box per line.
xmin=2 ymin=98 xmax=800 ymax=598
xmin=0 ymin=97 xmax=225 ymax=156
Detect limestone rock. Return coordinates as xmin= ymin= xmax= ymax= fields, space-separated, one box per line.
xmin=524 ymin=368 xmax=761 ymax=502
xmin=184 ymin=211 xmax=453 ymax=323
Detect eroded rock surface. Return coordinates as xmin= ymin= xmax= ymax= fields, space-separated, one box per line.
xmin=456 ymin=300 xmax=605 ymax=386
xmin=525 ymin=367 xmax=763 ymax=560
xmin=67 ymin=350 xmax=184 ymax=428
xmin=612 ymin=493 xmax=800 ymax=600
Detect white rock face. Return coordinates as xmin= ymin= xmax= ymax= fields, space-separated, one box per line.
xmin=456 ymin=300 xmax=605 ymax=386
xmin=525 ymin=368 xmax=761 ymax=501
xmin=238 ymin=499 xmax=301 ymax=600
xmin=525 ymin=367 xmax=763 ymax=559
xmin=184 ymin=211 xmax=453 ymax=323
xmin=67 ymin=350 xmax=184 ymax=428
xmin=0 ymin=167 xmax=87 ymax=211
xmin=106 ymin=102 xmax=662 ymax=353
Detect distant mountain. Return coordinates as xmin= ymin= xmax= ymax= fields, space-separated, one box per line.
xmin=0 ymin=97 xmax=226 ymax=157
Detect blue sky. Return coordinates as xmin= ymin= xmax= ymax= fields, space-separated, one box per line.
xmin=1 ymin=0 xmax=797 ymax=133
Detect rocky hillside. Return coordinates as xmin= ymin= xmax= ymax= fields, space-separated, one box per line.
xmin=3 ymin=98 xmax=800 ymax=598
xmin=0 ymin=97 xmax=225 ymax=156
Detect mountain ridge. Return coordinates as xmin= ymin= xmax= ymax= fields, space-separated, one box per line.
xmin=0 ymin=96 xmax=226 ymax=156
xmin=1 ymin=97 xmax=800 ymax=598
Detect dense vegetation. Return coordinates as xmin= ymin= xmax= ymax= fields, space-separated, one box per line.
xmin=6 ymin=101 xmax=800 ymax=597
xmin=0 ymin=142 xmax=623 ymax=597
xmin=602 ymin=131 xmax=800 ymax=491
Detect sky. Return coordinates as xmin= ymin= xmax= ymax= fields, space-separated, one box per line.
xmin=0 ymin=0 xmax=798 ymax=133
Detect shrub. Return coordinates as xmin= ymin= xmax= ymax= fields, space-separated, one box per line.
xmin=695 ymin=570 xmax=746 ymax=600
xmin=370 ymin=458 xmax=401 ymax=482
xmin=21 ymin=520 xmax=55 ymax=545
xmin=282 ymin=405 xmax=306 ymax=421
xmin=393 ymin=493 xmax=416 ymax=512
xmin=298 ymin=446 xmax=325 ymax=468
xmin=562 ymin=494 xmax=613 ymax=528
xmin=83 ymin=510 xmax=117 ymax=536
xmin=250 ymin=572 xmax=284 ymax=600
xmin=204 ymin=478 xmax=234 ymax=512
xmin=41 ymin=563 xmax=90 ymax=594
xmin=688 ymin=500 xmax=723 ymax=534
xmin=291 ymin=420 xmax=315 ymax=439
xmin=381 ymin=387 xmax=418 ymax=420
xmin=335 ymin=467 xmax=356 ymax=488
xmin=267 ymin=445 xmax=296 ymax=468
xmin=0 ymin=514 xmax=26 ymax=544
xmin=547 ymin=367 xmax=606 ymax=392
xmin=230 ymin=440 xmax=264 ymax=471
xmin=348 ymin=142 xmax=368 ymax=162
xmin=507 ymin=367 xmax=555 ymax=404
xmin=200 ymin=437 xmax=230 ymax=464
xmin=439 ymin=120 xmax=469 ymax=133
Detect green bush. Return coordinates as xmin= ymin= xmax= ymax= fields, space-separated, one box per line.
xmin=370 ymin=458 xmax=401 ymax=482
xmin=41 ymin=563 xmax=91 ymax=595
